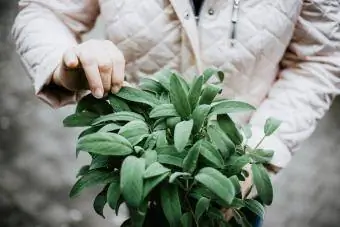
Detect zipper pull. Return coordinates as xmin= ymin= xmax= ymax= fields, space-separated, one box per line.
xmin=230 ymin=0 xmax=241 ymax=47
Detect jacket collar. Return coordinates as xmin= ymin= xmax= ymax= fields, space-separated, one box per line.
xmin=169 ymin=0 xmax=202 ymax=72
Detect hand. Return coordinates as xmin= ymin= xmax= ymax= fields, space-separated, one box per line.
xmin=52 ymin=39 xmax=125 ymax=98
xmin=222 ymin=164 xmax=254 ymax=221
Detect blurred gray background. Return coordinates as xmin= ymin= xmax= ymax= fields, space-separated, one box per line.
xmin=1 ymin=1 xmax=340 ymax=227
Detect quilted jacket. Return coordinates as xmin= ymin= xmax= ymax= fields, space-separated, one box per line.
xmin=12 ymin=0 xmax=340 ymax=169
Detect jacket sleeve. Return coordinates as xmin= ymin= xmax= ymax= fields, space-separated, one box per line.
xmin=248 ymin=0 xmax=340 ymax=169
xmin=12 ymin=0 xmax=99 ymax=108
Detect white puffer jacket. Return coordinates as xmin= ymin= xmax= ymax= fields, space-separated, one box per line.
xmin=12 ymin=0 xmax=340 ymax=169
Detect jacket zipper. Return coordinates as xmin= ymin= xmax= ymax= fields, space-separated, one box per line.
xmin=189 ymin=0 xmax=201 ymax=23
xmin=230 ymin=0 xmax=241 ymax=47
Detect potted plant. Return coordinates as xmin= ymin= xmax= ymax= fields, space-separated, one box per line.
xmin=63 ymin=69 xmax=280 ymax=227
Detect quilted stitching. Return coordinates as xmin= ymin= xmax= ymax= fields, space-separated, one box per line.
xmin=13 ymin=0 xmax=340 ymax=168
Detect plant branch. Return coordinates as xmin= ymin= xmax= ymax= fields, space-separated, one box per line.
xmin=184 ymin=195 xmax=199 ymax=227
xmin=254 ymin=135 xmax=266 ymax=149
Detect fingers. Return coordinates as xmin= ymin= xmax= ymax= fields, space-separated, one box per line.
xmin=58 ymin=40 xmax=125 ymax=98
xmin=63 ymin=48 xmax=79 ymax=68
xmin=105 ymin=41 xmax=125 ymax=93
xmin=111 ymin=58 xmax=125 ymax=93
xmin=97 ymin=50 xmax=113 ymax=94
xmin=78 ymin=50 xmax=104 ymax=98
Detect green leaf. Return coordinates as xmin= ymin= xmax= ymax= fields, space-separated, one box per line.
xmin=134 ymin=146 xmax=144 ymax=154
xmin=98 ymin=123 xmax=122 ymax=132
xmin=150 ymin=104 xmax=179 ymax=118
xmin=210 ymin=100 xmax=256 ymax=115
xmin=192 ymin=105 xmax=211 ymax=134
xmin=63 ymin=112 xmax=99 ymax=127
xmin=144 ymin=133 xmax=158 ymax=150
xmin=195 ymin=197 xmax=210 ymax=222
xmin=139 ymin=77 xmax=164 ymax=94
xmin=108 ymin=94 xmax=131 ymax=112
xmin=115 ymin=86 xmax=160 ymax=107
xmin=115 ymin=196 xmax=124 ymax=216
xmin=245 ymin=199 xmax=265 ymax=219
xmin=159 ymin=92 xmax=171 ymax=104
xmin=199 ymin=84 xmax=222 ymax=105
xmin=158 ymin=154 xmax=184 ymax=168
xmin=181 ymin=212 xmax=193 ymax=227
xmin=76 ymin=165 xmax=90 ymax=178
xmin=170 ymin=74 xmax=191 ymax=118
xmin=202 ymin=68 xmax=224 ymax=84
xmin=120 ymin=156 xmax=145 ymax=207
xmin=182 ymin=140 xmax=203 ymax=173
xmin=207 ymin=207 xmax=227 ymax=222
xmin=207 ymin=125 xmax=234 ymax=159
xmin=177 ymin=74 xmax=190 ymax=94
xmin=188 ymin=75 xmax=203 ymax=109
xmin=70 ymin=169 xmax=116 ymax=197
xmin=143 ymin=172 xmax=169 ymax=199
xmin=242 ymin=124 xmax=252 ymax=139
xmin=142 ymin=149 xmax=158 ymax=167
xmin=118 ymin=120 xmax=149 ymax=146
xmin=217 ymin=114 xmax=243 ymax=145
xmin=169 ymin=172 xmax=191 ymax=183
xmin=157 ymin=146 xmax=185 ymax=168
xmin=98 ymin=123 xmax=121 ymax=132
xmin=195 ymin=167 xmax=235 ymax=204
xmin=130 ymin=200 xmax=148 ymax=227
xmin=248 ymin=149 xmax=274 ymax=163
xmin=166 ymin=116 xmax=181 ymax=130
xmin=78 ymin=125 xmax=102 ymax=140
xmin=153 ymin=118 xmax=167 ymax=131
xmin=107 ymin=179 xmax=121 ymax=211
xmin=156 ymin=130 xmax=168 ymax=147
xmin=231 ymin=198 xmax=245 ymax=209
xmin=128 ymin=102 xmax=149 ymax=116
xmin=161 ymin=184 xmax=182 ymax=227
xmin=144 ymin=162 xmax=170 ymax=179
xmin=264 ymin=117 xmax=282 ymax=136
xmin=224 ymin=155 xmax=251 ymax=176
xmin=229 ymin=175 xmax=241 ymax=195
xmin=90 ymin=155 xmax=109 ymax=169
xmin=92 ymin=111 xmax=144 ymax=125
xmin=251 ymin=163 xmax=273 ymax=205
xmin=154 ymin=69 xmax=173 ymax=91
xmin=199 ymin=140 xmax=224 ymax=169
xmin=77 ymin=132 xmax=133 ymax=156
xmin=76 ymin=94 xmax=113 ymax=115
xmin=93 ymin=187 xmax=107 ymax=218
xmin=174 ymin=120 xmax=194 ymax=152
xmin=190 ymin=187 xmax=216 ymax=201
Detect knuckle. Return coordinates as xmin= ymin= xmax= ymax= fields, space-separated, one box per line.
xmin=79 ymin=53 xmax=95 ymax=66
xmin=102 ymin=81 xmax=111 ymax=90
xmin=98 ymin=62 xmax=112 ymax=72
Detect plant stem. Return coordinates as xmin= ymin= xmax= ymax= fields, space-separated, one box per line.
xmin=184 ymin=196 xmax=199 ymax=227
xmin=184 ymin=180 xmax=198 ymax=226
xmin=254 ymin=135 xmax=266 ymax=149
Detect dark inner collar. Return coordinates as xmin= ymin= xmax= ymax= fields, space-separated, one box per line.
xmin=192 ymin=0 xmax=204 ymax=16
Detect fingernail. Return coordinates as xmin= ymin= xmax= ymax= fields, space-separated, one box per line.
xmin=111 ymin=85 xmax=121 ymax=94
xmin=93 ymin=88 xmax=103 ymax=99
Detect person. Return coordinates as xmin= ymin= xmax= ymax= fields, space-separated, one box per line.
xmin=11 ymin=0 xmax=340 ymax=226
